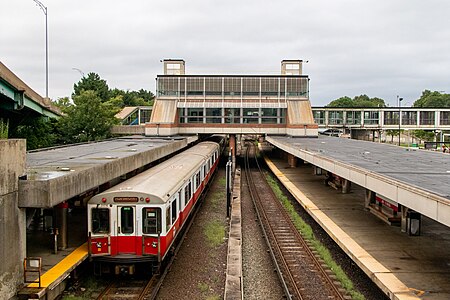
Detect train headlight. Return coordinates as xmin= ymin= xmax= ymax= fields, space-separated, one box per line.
xmin=152 ymin=241 xmax=157 ymax=248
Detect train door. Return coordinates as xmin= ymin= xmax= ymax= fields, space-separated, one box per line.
xmin=117 ymin=206 xmax=136 ymax=254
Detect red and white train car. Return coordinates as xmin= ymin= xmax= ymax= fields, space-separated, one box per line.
xmin=87 ymin=139 xmax=223 ymax=273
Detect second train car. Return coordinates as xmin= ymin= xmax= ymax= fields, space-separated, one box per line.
xmin=87 ymin=138 xmax=223 ymax=274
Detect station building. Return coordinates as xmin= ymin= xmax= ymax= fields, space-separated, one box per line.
xmin=146 ymin=59 xmax=318 ymax=137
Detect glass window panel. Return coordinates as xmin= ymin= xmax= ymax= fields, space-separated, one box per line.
xmin=91 ymin=208 xmax=110 ymax=234
xmin=142 ymin=208 xmax=161 ymax=235
xmin=120 ymin=206 xmax=134 ymax=234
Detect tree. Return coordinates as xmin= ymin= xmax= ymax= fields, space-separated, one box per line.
xmin=326 ymin=95 xmax=386 ymax=107
xmin=413 ymin=90 xmax=450 ymax=107
xmin=109 ymin=88 xmax=155 ymax=107
xmin=73 ymin=72 xmax=110 ymax=102
xmin=53 ymin=97 xmax=72 ymax=109
xmin=58 ymin=90 xmax=120 ymax=143
xmin=11 ymin=118 xmax=58 ymax=149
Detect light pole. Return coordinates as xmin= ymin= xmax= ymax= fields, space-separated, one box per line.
xmin=397 ymin=95 xmax=403 ymax=146
xmin=32 ymin=0 xmax=48 ymax=99
xmin=72 ymin=68 xmax=85 ymax=77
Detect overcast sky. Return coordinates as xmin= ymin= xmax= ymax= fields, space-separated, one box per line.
xmin=1 ymin=0 xmax=449 ymax=106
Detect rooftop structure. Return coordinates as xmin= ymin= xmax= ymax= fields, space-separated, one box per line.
xmin=146 ymin=60 xmax=318 ymax=137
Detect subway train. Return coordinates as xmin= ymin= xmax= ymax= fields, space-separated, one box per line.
xmin=87 ymin=137 xmax=224 ymax=274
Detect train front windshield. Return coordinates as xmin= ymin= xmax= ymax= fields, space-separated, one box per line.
xmin=142 ymin=208 xmax=161 ymax=235
xmin=92 ymin=208 xmax=110 ymax=234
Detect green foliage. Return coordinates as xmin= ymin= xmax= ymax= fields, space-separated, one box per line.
xmin=204 ymin=219 xmax=225 ymax=247
xmin=12 ymin=118 xmax=58 ymax=150
xmin=53 ymin=96 xmax=73 ymax=109
xmin=413 ymin=90 xmax=450 ymax=107
xmin=327 ymin=94 xmax=386 ymax=108
xmin=411 ymin=130 xmax=435 ymax=142
xmin=58 ymin=90 xmax=120 ymax=143
xmin=0 ymin=118 xmax=8 ymax=139
xmin=109 ymin=88 xmax=154 ymax=107
xmin=73 ymin=72 xmax=110 ymax=102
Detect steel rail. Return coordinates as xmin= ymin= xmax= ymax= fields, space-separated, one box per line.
xmin=246 ymin=141 xmax=346 ymax=300
xmin=243 ymin=144 xmax=295 ymax=299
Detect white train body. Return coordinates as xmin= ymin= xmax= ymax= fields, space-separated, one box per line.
xmin=87 ymin=140 xmax=222 ymax=264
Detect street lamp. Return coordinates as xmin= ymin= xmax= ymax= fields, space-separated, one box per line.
xmin=397 ymin=95 xmax=403 ymax=146
xmin=72 ymin=68 xmax=85 ymax=77
xmin=32 ymin=0 xmax=48 ymax=99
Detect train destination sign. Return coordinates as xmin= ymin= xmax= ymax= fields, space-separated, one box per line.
xmin=114 ymin=197 xmax=139 ymax=203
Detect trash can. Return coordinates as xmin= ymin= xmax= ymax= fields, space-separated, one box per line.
xmin=407 ymin=211 xmax=421 ymax=236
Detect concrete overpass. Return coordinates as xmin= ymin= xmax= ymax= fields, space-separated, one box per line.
xmin=0 ymin=61 xmax=61 ymax=128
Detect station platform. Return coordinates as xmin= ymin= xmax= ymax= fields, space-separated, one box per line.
xmin=19 ymin=208 xmax=88 ymax=299
xmin=263 ymin=153 xmax=450 ymax=300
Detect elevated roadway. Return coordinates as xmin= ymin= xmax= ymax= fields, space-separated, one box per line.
xmin=266 ymin=135 xmax=450 ymax=228
xmin=0 ymin=61 xmax=61 ymax=125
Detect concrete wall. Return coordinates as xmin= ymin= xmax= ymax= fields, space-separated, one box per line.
xmin=0 ymin=139 xmax=26 ymax=299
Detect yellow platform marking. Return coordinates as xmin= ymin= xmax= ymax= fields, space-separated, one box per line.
xmin=28 ymin=243 xmax=88 ymax=288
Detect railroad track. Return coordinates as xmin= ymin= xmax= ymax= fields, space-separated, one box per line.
xmin=243 ymin=142 xmax=346 ymax=300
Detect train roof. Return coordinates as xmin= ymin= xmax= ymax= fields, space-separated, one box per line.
xmin=89 ymin=141 xmax=219 ymax=205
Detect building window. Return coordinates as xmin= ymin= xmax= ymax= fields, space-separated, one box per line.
xmin=243 ymin=108 xmax=259 ymax=123
xmin=384 ymin=111 xmax=399 ymax=125
xmin=402 ymin=111 xmax=417 ymax=125
xmin=363 ymin=111 xmax=379 ymax=125
xmin=346 ymin=111 xmax=361 ymax=125
xmin=187 ymin=108 xmax=204 ymax=123
xmin=440 ymin=111 xmax=450 ymax=125
xmin=420 ymin=111 xmax=435 ymax=125
xmin=225 ymin=108 xmax=241 ymax=124
xmin=313 ymin=111 xmax=325 ymax=125
xmin=329 ymin=111 xmax=344 ymax=125
xmin=205 ymin=108 xmax=222 ymax=123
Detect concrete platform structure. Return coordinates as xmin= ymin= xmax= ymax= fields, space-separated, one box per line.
xmin=1 ymin=136 xmax=197 ymax=299
xmin=146 ymin=59 xmax=318 ymax=137
xmin=0 ymin=140 xmax=26 ymax=300
xmin=20 ymin=136 xmax=198 ymax=208
xmin=266 ymin=135 xmax=450 ymax=229
xmin=263 ymin=154 xmax=450 ymax=299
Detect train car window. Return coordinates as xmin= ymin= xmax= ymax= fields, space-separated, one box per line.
xmin=184 ymin=186 xmax=188 ymax=206
xmin=203 ymin=165 xmax=206 ymax=177
xmin=120 ymin=206 xmax=134 ymax=234
xmin=166 ymin=206 xmax=171 ymax=232
xmin=195 ymin=171 xmax=201 ymax=189
xmin=142 ymin=208 xmax=161 ymax=235
xmin=178 ymin=191 xmax=183 ymax=210
xmin=91 ymin=208 xmax=110 ymax=234
xmin=171 ymin=200 xmax=177 ymax=223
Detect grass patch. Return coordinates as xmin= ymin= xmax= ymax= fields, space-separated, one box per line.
xmin=198 ymin=282 xmax=209 ymax=293
xmin=204 ymin=219 xmax=225 ymax=247
xmin=0 ymin=118 xmax=8 ymax=139
xmin=265 ymin=173 xmax=365 ymax=300
xmin=218 ymin=177 xmax=226 ymax=187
